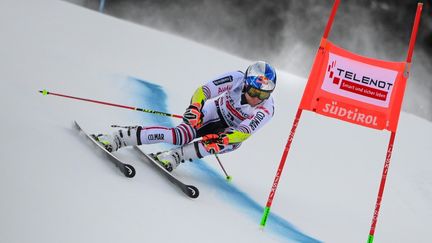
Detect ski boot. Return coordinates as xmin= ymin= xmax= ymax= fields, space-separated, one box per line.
xmin=153 ymin=143 xmax=200 ymax=172
xmin=92 ymin=126 xmax=141 ymax=152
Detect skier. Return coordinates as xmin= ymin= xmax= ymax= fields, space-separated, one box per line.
xmin=94 ymin=61 xmax=277 ymax=172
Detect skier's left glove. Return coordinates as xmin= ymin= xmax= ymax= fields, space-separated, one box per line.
xmin=201 ymin=133 xmax=229 ymax=154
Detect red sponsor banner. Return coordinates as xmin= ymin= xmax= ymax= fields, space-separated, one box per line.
xmin=300 ymin=39 xmax=408 ymax=132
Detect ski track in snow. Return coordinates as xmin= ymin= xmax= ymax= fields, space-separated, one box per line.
xmin=127 ymin=77 xmax=321 ymax=243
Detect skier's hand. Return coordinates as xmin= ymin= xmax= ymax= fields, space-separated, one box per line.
xmin=202 ymin=133 xmax=229 ymax=145
xmin=201 ymin=133 xmax=229 ymax=154
xmin=183 ymin=103 xmax=203 ymax=128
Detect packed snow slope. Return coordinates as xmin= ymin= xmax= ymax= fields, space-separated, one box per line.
xmin=1 ymin=1 xmax=431 ymax=242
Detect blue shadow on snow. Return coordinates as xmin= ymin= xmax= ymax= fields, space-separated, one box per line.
xmin=128 ymin=77 xmax=321 ymax=243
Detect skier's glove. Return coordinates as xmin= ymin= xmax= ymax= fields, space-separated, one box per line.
xmin=201 ymin=133 xmax=229 ymax=154
xmin=183 ymin=102 xmax=203 ymax=128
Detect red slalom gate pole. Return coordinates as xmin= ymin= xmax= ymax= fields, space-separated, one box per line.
xmin=367 ymin=3 xmax=422 ymax=243
xmin=322 ymin=0 xmax=340 ymax=39
xmin=39 ymin=89 xmax=183 ymax=119
xmin=367 ymin=132 xmax=396 ymax=243
xmin=260 ymin=0 xmax=340 ymax=228
xmin=260 ymin=109 xmax=303 ymax=227
xmin=406 ymin=3 xmax=423 ymax=64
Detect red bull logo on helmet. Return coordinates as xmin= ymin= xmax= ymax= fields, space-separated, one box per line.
xmin=256 ymin=75 xmax=269 ymax=85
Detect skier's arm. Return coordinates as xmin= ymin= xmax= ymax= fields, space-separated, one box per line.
xmin=226 ymin=105 xmax=274 ymax=143
xmin=203 ymin=105 xmax=274 ymax=145
xmin=184 ymin=72 xmax=242 ymax=127
xmin=202 ymin=130 xmax=249 ymax=144
xmin=182 ymin=87 xmax=207 ymax=127
xmin=189 ymin=86 xmax=207 ymax=108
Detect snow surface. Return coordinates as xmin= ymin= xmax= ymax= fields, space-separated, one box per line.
xmin=0 ymin=0 xmax=431 ymax=242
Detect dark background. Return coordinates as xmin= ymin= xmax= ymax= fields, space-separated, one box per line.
xmin=67 ymin=0 xmax=432 ymax=121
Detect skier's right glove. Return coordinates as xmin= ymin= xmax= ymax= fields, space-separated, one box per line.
xmin=201 ymin=133 xmax=229 ymax=154
xmin=201 ymin=129 xmax=252 ymax=154
xmin=183 ymin=102 xmax=203 ymax=128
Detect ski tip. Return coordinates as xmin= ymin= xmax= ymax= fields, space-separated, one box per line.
xmin=123 ymin=164 xmax=136 ymax=178
xmin=186 ymin=185 xmax=199 ymax=199
xmin=73 ymin=120 xmax=81 ymax=128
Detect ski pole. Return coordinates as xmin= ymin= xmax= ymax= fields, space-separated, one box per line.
xmin=214 ymin=154 xmax=232 ymax=182
xmin=39 ymin=89 xmax=183 ymax=119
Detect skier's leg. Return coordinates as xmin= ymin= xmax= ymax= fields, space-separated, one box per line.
xmin=139 ymin=124 xmax=196 ymax=146
xmin=154 ymin=101 xmax=230 ymax=171
xmin=93 ymin=126 xmax=142 ymax=152
xmin=155 ymin=140 xmax=241 ymax=172
xmin=154 ymin=142 xmax=202 ymax=172
xmin=140 ymin=99 xmax=224 ymax=149
xmin=94 ymin=123 xmax=197 ymax=152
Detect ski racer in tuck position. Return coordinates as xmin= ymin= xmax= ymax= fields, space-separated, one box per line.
xmin=94 ymin=61 xmax=277 ymax=172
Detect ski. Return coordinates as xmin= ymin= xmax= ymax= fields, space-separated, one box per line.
xmin=133 ymin=146 xmax=199 ymax=198
xmin=74 ymin=121 xmax=136 ymax=178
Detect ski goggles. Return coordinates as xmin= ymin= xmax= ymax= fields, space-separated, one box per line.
xmin=245 ymin=86 xmax=272 ymax=100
